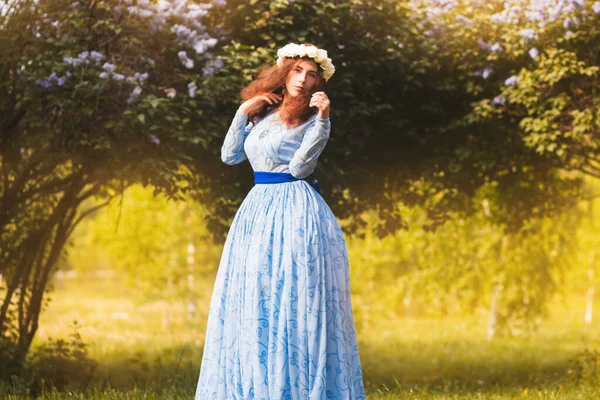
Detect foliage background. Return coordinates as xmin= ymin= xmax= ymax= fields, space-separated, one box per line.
xmin=2 ymin=0 xmax=600 ymax=397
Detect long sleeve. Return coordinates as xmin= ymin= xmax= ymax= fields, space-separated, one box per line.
xmin=288 ymin=116 xmax=331 ymax=179
xmin=221 ymin=109 xmax=254 ymax=165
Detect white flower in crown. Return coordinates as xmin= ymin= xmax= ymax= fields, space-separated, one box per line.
xmin=276 ymin=43 xmax=336 ymax=81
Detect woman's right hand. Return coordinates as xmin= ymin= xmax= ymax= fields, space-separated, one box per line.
xmin=239 ymin=92 xmax=283 ymax=115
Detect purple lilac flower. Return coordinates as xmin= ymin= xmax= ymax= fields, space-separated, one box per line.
xmin=90 ymin=51 xmax=103 ymax=64
xmin=133 ymin=72 xmax=149 ymax=82
xmin=202 ymin=65 xmax=215 ymax=77
xmin=150 ymin=134 xmax=160 ymax=145
xmin=528 ymin=47 xmax=539 ymax=59
xmin=193 ymin=38 xmax=218 ymax=55
xmin=178 ymin=51 xmax=195 ymax=69
xmin=563 ymin=16 xmax=573 ymax=29
xmin=520 ymin=29 xmax=537 ymax=39
xmin=455 ymin=14 xmax=474 ymax=25
xmin=491 ymin=95 xmax=506 ymax=106
xmin=504 ymin=75 xmax=518 ymax=86
xmin=35 ymin=79 xmax=51 ymax=89
xmin=477 ymin=39 xmax=492 ymax=51
xmin=490 ymin=42 xmax=502 ymax=54
xmin=139 ymin=9 xmax=153 ymax=18
xmin=574 ymin=0 xmax=585 ymax=7
xmin=490 ymin=13 xmax=507 ymax=24
xmin=102 ymin=62 xmax=116 ymax=73
xmin=188 ymin=81 xmax=197 ymax=98
xmin=127 ymin=86 xmax=142 ymax=104
xmin=475 ymin=66 xmax=493 ymax=79
xmin=35 ymin=70 xmax=72 ymax=89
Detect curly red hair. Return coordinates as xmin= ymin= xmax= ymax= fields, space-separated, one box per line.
xmin=240 ymin=43 xmax=328 ymax=128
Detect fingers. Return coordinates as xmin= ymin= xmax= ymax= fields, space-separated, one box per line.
xmin=261 ymin=92 xmax=283 ymax=105
xmin=311 ymin=91 xmax=328 ymax=100
xmin=310 ymin=92 xmax=330 ymax=110
xmin=309 ymin=98 xmax=329 ymax=111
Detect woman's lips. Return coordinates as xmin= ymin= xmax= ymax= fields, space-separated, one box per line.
xmin=295 ymin=86 xmax=303 ymax=91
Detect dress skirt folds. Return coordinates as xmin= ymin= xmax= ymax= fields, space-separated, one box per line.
xmin=195 ymin=108 xmax=365 ymax=399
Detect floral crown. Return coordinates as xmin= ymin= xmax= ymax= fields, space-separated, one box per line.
xmin=276 ymin=43 xmax=335 ymax=81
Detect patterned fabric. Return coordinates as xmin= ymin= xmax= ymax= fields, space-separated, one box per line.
xmin=196 ymin=108 xmax=365 ymax=399
xmin=221 ymin=109 xmax=331 ymax=179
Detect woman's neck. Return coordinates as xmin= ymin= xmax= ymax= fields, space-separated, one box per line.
xmin=277 ymin=97 xmax=293 ymax=118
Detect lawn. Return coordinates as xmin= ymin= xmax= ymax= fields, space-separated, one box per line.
xmin=1 ymin=270 xmax=599 ymax=399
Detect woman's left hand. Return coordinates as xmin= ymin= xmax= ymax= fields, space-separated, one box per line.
xmin=310 ymin=91 xmax=330 ymax=118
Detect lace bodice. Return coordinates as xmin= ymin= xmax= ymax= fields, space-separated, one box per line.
xmin=221 ymin=108 xmax=331 ymax=179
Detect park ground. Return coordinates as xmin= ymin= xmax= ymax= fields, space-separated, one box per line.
xmin=1 ymin=270 xmax=599 ymax=399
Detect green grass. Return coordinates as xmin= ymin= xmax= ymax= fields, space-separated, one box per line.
xmin=2 ymin=271 xmax=600 ymax=399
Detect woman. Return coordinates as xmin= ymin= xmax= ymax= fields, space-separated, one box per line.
xmin=195 ymin=42 xmax=365 ymax=399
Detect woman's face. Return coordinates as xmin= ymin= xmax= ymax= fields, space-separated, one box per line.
xmin=285 ymin=59 xmax=319 ymax=97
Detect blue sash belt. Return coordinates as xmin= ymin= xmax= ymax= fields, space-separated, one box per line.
xmin=254 ymin=171 xmax=321 ymax=194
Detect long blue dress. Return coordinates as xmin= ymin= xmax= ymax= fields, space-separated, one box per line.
xmin=195 ymin=107 xmax=366 ymax=399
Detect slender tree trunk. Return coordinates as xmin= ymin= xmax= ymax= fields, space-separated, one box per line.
xmin=488 ymin=284 xmax=501 ymax=340
xmin=585 ymin=263 xmax=594 ymax=325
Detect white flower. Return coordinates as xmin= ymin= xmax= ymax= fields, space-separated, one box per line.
xmin=165 ymin=87 xmax=176 ymax=98
xmin=275 ymin=43 xmax=336 ymax=81
xmin=314 ymin=49 xmax=327 ymax=63
xmin=304 ymin=45 xmax=318 ymax=58
xmin=99 ymin=72 xmax=109 ymax=79
xmin=593 ymin=2 xmax=600 ymax=14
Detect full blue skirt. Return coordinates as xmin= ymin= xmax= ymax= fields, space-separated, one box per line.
xmin=195 ymin=179 xmax=365 ymax=399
